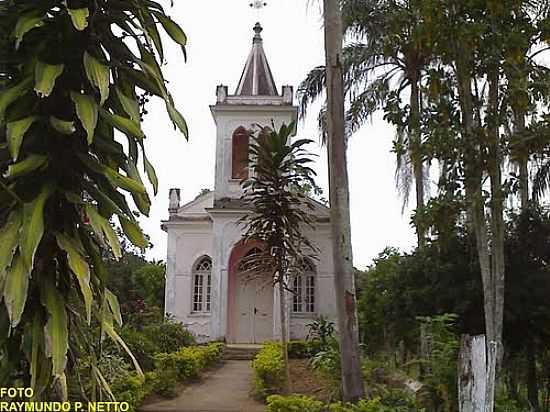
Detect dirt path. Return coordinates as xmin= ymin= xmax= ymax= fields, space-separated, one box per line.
xmin=140 ymin=360 xmax=265 ymax=412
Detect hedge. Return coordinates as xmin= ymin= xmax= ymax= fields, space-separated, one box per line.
xmin=252 ymin=342 xmax=286 ymax=399
xmin=112 ymin=342 xmax=225 ymax=411
xmin=265 ymin=394 xmax=424 ymax=412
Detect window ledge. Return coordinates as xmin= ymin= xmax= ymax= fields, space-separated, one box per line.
xmin=290 ymin=312 xmax=317 ymax=319
xmin=189 ymin=312 xmax=212 ymax=318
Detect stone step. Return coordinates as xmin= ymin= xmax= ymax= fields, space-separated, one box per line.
xmin=223 ymin=344 xmax=262 ymax=360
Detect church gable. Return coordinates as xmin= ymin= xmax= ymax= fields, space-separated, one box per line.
xmin=176 ymin=190 xmax=214 ymax=216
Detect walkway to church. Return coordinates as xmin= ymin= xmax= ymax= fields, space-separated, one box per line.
xmin=140 ymin=360 xmax=265 ymax=412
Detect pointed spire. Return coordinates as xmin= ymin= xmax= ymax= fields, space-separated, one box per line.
xmin=235 ymin=23 xmax=278 ymax=96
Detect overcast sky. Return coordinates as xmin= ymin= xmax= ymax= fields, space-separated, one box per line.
xmin=139 ymin=0 xmax=417 ymax=270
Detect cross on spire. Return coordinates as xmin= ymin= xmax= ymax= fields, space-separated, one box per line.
xmin=249 ymin=1 xmax=267 ymax=20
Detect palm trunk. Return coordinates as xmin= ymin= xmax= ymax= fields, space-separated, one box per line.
xmin=410 ymin=75 xmax=425 ymax=248
xmin=323 ymin=0 xmax=365 ymax=402
xmin=278 ymin=273 xmax=291 ymax=393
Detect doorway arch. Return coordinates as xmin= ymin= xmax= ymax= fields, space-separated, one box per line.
xmin=227 ymin=240 xmax=274 ymax=343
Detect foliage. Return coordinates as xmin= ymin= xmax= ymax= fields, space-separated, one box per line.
xmin=310 ymin=338 xmax=342 ymax=390
xmin=287 ymin=340 xmax=323 ymax=359
xmin=240 ymin=120 xmax=319 ymax=282
xmin=104 ymin=251 xmax=165 ymax=328
xmin=0 ymin=0 xmax=187 ymax=398
xmin=252 ymin=342 xmax=287 ymax=399
xmin=240 ymin=120 xmax=319 ymax=393
xmin=142 ymin=321 xmax=196 ymax=354
xmin=154 ymin=342 xmax=224 ymax=383
xmin=307 ymin=316 xmax=336 ymax=350
xmin=328 ymin=393 xmax=423 ymax=412
xmin=266 ymin=392 xmax=423 ymax=412
xmin=416 ymin=314 xmax=459 ymax=412
xmin=266 ymin=394 xmax=324 ymax=412
xmin=117 ymin=327 xmax=158 ymax=372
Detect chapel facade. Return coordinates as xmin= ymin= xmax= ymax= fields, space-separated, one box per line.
xmin=162 ymin=23 xmax=338 ymax=343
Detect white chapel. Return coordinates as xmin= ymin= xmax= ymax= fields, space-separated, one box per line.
xmin=162 ymin=23 xmax=338 ymax=343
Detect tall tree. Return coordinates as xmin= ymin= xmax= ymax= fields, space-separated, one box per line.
xmin=239 ymin=122 xmax=318 ymax=393
xmin=0 ymin=0 xmax=187 ymax=399
xmin=323 ymin=0 xmax=365 ymax=401
xmin=299 ymin=0 xmax=432 ymax=247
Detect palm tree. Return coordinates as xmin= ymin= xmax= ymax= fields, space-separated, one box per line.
xmin=239 ymin=121 xmax=318 ymax=393
xmin=298 ymin=0 xmax=432 ymax=247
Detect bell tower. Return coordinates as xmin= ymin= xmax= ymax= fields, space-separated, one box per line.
xmin=210 ymin=23 xmax=297 ymax=204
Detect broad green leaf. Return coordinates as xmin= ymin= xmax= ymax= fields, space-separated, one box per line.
xmin=115 ymin=87 xmax=140 ymax=123
xmin=34 ymin=61 xmax=64 ymax=98
xmin=101 ymin=317 xmax=143 ymax=376
xmin=123 ymin=68 xmax=163 ymax=97
xmin=20 ymin=185 xmax=52 ymax=271
xmin=49 ymin=117 xmax=75 ymax=135
xmin=4 ymin=154 xmax=48 ymax=179
xmin=41 ymin=279 xmax=68 ymax=379
xmin=0 ymin=78 xmax=33 ymax=124
xmin=167 ymin=103 xmax=188 ymax=138
xmin=105 ymin=289 xmax=122 ymax=327
xmin=119 ymin=216 xmax=147 ymax=250
xmin=85 ymin=205 xmax=122 ymax=259
xmin=3 ymin=255 xmax=29 ymax=327
xmin=67 ymin=8 xmax=89 ymax=31
xmin=100 ymin=110 xmax=144 ymax=139
xmin=141 ymin=10 xmax=164 ymax=62
xmin=70 ymin=92 xmax=98 ymax=144
xmin=152 ymin=11 xmax=187 ymax=48
xmin=84 ymin=52 xmax=110 ymax=105
xmin=104 ymin=168 xmax=147 ymax=194
xmin=143 ymin=152 xmax=158 ymax=195
xmin=13 ymin=12 xmax=45 ymax=49
xmin=30 ymin=314 xmax=43 ymax=391
xmin=91 ymin=365 xmax=116 ymax=401
xmin=55 ymin=233 xmax=92 ymax=323
xmin=7 ymin=116 xmax=37 ymax=161
xmin=0 ymin=211 xmax=22 ymax=292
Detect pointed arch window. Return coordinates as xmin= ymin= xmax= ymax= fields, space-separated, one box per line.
xmin=232 ymin=127 xmax=249 ymax=179
xmin=292 ymin=260 xmax=316 ymax=313
xmin=192 ymin=256 xmax=212 ymax=312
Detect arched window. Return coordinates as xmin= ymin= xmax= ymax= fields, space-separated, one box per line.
xmin=292 ymin=260 xmax=316 ymax=313
xmin=232 ymin=127 xmax=249 ymax=179
xmin=192 ymin=256 xmax=212 ymax=312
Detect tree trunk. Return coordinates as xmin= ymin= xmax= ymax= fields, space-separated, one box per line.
xmin=323 ymin=0 xmax=365 ymax=401
xmin=409 ymin=75 xmax=426 ymax=248
xmin=278 ymin=276 xmax=291 ymax=393
xmin=455 ymin=50 xmax=504 ymax=412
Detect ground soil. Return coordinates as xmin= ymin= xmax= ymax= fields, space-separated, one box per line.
xmin=288 ymin=359 xmax=335 ymax=402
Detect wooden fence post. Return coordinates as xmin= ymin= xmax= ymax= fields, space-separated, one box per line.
xmin=458 ymin=334 xmax=487 ymax=412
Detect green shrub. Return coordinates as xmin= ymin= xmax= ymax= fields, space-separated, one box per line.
xmin=288 ymin=340 xmax=309 ymax=358
xmin=252 ymin=342 xmax=286 ymax=399
xmin=111 ymin=371 xmax=150 ymax=412
xmin=153 ymin=342 xmax=225 ymax=397
xmin=119 ymin=327 xmax=158 ymax=371
xmin=143 ymin=321 xmax=196 ymax=353
xmin=287 ymin=340 xmax=323 ymax=359
xmin=152 ymin=367 xmax=178 ymax=398
xmin=328 ymin=394 xmax=423 ymax=412
xmin=266 ymin=394 xmax=324 ymax=412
